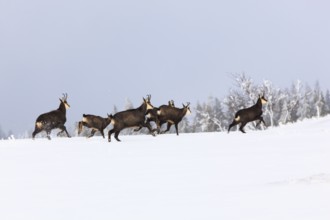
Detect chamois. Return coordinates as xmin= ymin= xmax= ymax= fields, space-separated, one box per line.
xmin=32 ymin=93 xmax=71 ymax=140
xmin=108 ymin=95 xmax=155 ymax=142
xmin=135 ymin=99 xmax=176 ymax=134
xmin=78 ymin=114 xmax=112 ymax=138
xmin=228 ymin=95 xmax=268 ymax=133
xmin=157 ymin=102 xmax=191 ymax=135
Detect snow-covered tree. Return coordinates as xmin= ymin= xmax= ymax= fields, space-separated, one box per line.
xmin=193 ymin=102 xmax=211 ymax=132
xmin=261 ymin=80 xmax=278 ymax=127
xmin=312 ymin=81 xmax=326 ymax=117
xmin=325 ymin=90 xmax=330 ymax=114
xmin=191 ymin=102 xmax=203 ymax=133
xmin=212 ymin=97 xmax=227 ymax=132
xmin=298 ymin=83 xmax=313 ymax=120
xmin=287 ymin=81 xmax=303 ymax=122
xmin=278 ymin=94 xmax=290 ymax=125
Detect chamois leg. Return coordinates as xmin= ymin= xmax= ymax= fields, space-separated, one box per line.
xmin=256 ymin=120 xmax=261 ymax=127
xmin=161 ymin=122 xmax=173 ymax=134
xmin=150 ymin=127 xmax=158 ymax=133
xmin=239 ymin=122 xmax=247 ymax=133
xmin=260 ymin=117 xmax=266 ymax=126
xmin=100 ymin=130 xmax=105 ymax=139
xmin=255 ymin=116 xmax=266 ymax=127
xmin=114 ymin=131 xmax=121 ymax=142
xmin=134 ymin=127 xmax=142 ymax=132
xmin=144 ymin=121 xmax=156 ymax=136
xmin=154 ymin=127 xmax=160 ymax=134
xmin=108 ymin=129 xmax=115 ymax=142
xmin=154 ymin=120 xmax=161 ymax=134
xmin=147 ymin=119 xmax=158 ymax=135
xmin=88 ymin=129 xmax=97 ymax=138
xmin=57 ymin=125 xmax=71 ymax=138
xmin=157 ymin=121 xmax=166 ymax=134
xmin=32 ymin=128 xmax=41 ymax=139
xmin=46 ymin=130 xmax=52 ymax=140
xmin=228 ymin=120 xmax=239 ymax=133
xmin=174 ymin=123 xmax=179 ymax=135
xmin=78 ymin=121 xmax=83 ymax=135
xmin=134 ymin=124 xmax=154 ymax=135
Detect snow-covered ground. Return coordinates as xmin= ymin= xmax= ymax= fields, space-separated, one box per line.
xmin=1 ymin=117 xmax=330 ymax=220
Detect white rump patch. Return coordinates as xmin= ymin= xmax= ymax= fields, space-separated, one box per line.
xmin=234 ymin=116 xmax=240 ymax=121
xmin=36 ymin=122 xmax=43 ymax=129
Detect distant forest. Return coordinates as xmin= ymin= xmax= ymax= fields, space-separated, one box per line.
xmin=2 ymin=73 xmax=330 ymax=139
xmin=188 ymin=73 xmax=330 ymax=133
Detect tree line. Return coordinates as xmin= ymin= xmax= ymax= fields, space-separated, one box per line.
xmin=188 ymin=73 xmax=330 ymax=133
xmin=1 ymin=73 xmax=330 ymax=139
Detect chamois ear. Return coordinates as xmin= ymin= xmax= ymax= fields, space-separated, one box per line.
xmin=183 ymin=102 xmax=190 ymax=108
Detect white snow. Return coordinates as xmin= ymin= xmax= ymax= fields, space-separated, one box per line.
xmin=1 ymin=117 xmax=330 ymax=220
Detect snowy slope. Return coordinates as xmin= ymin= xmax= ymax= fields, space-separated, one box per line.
xmin=0 ymin=117 xmax=330 ymax=220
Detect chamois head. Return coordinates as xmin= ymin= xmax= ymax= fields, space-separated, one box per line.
xmin=108 ymin=113 xmax=116 ymax=126
xmin=259 ymin=94 xmax=268 ymax=105
xmin=60 ymin=93 xmax=70 ymax=109
xmin=107 ymin=113 xmax=115 ymax=125
xmin=143 ymin=94 xmax=154 ymax=110
xmin=168 ymin=100 xmax=175 ymax=107
xmin=107 ymin=113 xmax=113 ymax=121
xmin=183 ymin=102 xmax=192 ymax=115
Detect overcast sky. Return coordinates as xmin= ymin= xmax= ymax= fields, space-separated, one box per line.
xmin=1 ymin=0 xmax=330 ymax=135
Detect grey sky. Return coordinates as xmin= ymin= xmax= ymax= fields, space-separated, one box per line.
xmin=1 ymin=0 xmax=330 ymax=135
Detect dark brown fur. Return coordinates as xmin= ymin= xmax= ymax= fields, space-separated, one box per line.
xmin=78 ymin=114 xmax=112 ymax=138
xmin=157 ymin=103 xmax=191 ymax=135
xmin=228 ymin=95 xmax=268 ymax=133
xmin=108 ymin=95 xmax=155 ymax=142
